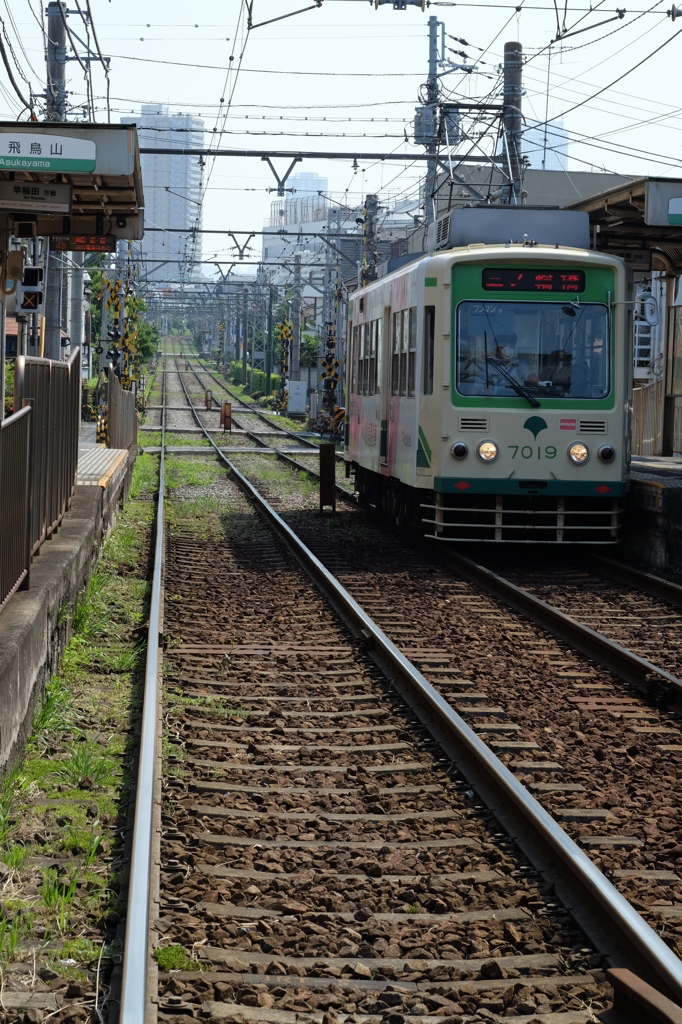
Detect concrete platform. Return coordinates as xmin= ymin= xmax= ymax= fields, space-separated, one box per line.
xmin=0 ymin=430 xmax=133 ymax=773
xmin=624 ymin=456 xmax=682 ymax=572
xmin=77 ymin=444 xmax=129 ymax=489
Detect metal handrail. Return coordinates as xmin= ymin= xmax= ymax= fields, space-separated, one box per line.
xmin=14 ymin=349 xmax=81 ymax=555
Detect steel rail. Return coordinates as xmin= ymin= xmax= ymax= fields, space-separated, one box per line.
xmin=174 ymin=360 xmax=682 ymax=1005
xmin=119 ymin=363 xmax=167 ymax=1023
xmin=441 ymin=549 xmax=682 ymax=703
xmin=190 ymin=358 xmax=320 ymax=450
xmin=182 ymin=358 xmax=354 ymax=499
xmin=592 ymin=554 xmax=682 ymax=609
xmin=194 ymin=358 xmax=349 ymax=466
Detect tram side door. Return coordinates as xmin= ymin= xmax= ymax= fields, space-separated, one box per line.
xmin=379 ymin=304 xmax=391 ymax=470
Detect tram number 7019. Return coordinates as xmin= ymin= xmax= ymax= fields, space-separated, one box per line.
xmin=508 ymin=445 xmax=558 ymax=459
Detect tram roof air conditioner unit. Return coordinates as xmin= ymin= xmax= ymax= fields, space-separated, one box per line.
xmin=427 ymin=207 xmax=590 ymax=253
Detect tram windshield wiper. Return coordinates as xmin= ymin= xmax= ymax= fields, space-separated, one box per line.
xmin=489 ymin=359 xmax=541 ymax=408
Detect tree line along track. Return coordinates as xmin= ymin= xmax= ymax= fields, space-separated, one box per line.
xmin=124 ymin=357 xmax=682 ymax=1021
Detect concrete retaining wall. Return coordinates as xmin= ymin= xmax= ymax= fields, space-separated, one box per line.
xmin=622 ymin=479 xmax=682 ymax=575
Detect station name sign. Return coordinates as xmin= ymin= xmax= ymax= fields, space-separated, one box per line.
xmin=0 ymin=132 xmax=96 ymax=172
xmin=52 ymin=234 xmax=117 ymax=253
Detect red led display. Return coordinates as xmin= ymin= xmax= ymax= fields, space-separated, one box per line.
xmin=52 ymin=234 xmax=117 ymax=252
xmin=482 ymin=268 xmax=585 ymax=292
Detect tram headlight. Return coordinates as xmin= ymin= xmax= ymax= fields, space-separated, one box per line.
xmin=597 ymin=444 xmax=616 ymax=464
xmin=450 ymin=441 xmax=468 ymax=460
xmin=477 ymin=440 xmax=499 ymax=463
xmin=568 ymin=442 xmax=589 ymax=465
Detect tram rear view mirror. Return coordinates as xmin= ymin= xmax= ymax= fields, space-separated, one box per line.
xmin=637 ymin=293 xmax=659 ymax=327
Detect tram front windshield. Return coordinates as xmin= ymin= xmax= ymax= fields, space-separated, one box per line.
xmin=456 ymin=300 xmax=610 ymax=399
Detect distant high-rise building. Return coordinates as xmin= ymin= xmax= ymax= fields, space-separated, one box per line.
xmin=122 ymin=103 xmax=204 ymax=281
xmin=521 ymin=118 xmax=569 ymax=172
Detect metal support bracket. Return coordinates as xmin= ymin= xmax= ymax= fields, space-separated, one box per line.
xmin=262 ymin=156 xmax=302 ymax=196
xmin=228 ymin=233 xmax=255 ymax=260
xmin=435 ymin=159 xmax=487 ymax=201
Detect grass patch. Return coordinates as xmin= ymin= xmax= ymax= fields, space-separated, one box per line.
xmin=72 ymin=569 xmax=115 ymax=639
xmin=57 ymin=938 xmax=116 ymax=966
xmin=154 ymin=944 xmax=203 ymax=972
xmin=0 ymin=444 xmax=155 ymax=979
xmin=166 ymin=492 xmax=226 ymax=541
xmin=129 ymin=452 xmax=158 ymax=499
xmin=167 ymin=693 xmax=250 ymax=718
xmin=166 ymin=456 xmax=220 ymax=489
xmin=139 ymin=431 xmax=210 ymax=450
xmin=51 ymin=744 xmax=118 ymax=789
xmin=236 ymin=460 xmax=318 ymax=498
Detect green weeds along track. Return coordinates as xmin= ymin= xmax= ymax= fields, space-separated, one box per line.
xmin=0 ymin=457 xmax=157 ymax=1022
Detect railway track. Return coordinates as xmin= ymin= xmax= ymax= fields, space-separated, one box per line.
xmin=467 ymin=551 xmax=682 ymax=688
xmin=117 ymin=361 xmax=682 ymax=1023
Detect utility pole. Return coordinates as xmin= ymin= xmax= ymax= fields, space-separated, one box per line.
xmin=424 ymin=16 xmax=440 ymax=225
xmin=69 ymin=253 xmax=85 ymax=354
xmin=266 ymin=283 xmax=274 ymax=396
xmin=502 ymin=42 xmax=524 ymax=205
xmin=363 ymin=194 xmax=379 ymax=284
xmin=241 ymin=286 xmax=248 ymax=386
xmin=292 ymin=253 xmax=301 ymax=381
xmin=44 ymin=1 xmax=68 ymax=360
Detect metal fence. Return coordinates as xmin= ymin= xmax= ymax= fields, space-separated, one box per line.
xmin=106 ymin=368 xmax=138 ymax=450
xmin=0 ymin=406 xmax=31 ymax=614
xmin=632 ymin=380 xmax=682 ymax=456
xmin=632 ymin=380 xmax=663 ymax=456
xmin=13 ymin=348 xmax=81 ymax=558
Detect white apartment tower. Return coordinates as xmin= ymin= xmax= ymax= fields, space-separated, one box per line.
xmin=122 ymin=104 xmax=204 ymax=281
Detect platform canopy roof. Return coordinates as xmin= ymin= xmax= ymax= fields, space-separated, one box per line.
xmin=568 ymin=177 xmax=682 ymax=274
xmin=0 ymin=122 xmax=143 ymax=245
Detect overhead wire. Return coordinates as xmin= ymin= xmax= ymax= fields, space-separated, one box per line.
xmin=3 ymin=2 xmax=42 ymax=81
xmin=526 ymin=21 xmax=682 ymax=130
xmin=0 ymin=26 xmax=33 ymax=113
xmin=85 ymin=0 xmax=112 ymax=119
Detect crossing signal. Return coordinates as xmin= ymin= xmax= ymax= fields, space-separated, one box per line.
xmin=18 ymin=266 xmax=43 ymax=312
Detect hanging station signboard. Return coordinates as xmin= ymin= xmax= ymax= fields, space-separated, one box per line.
xmin=0 ymin=181 xmax=72 ymax=214
xmin=0 ymin=133 xmax=96 ymax=173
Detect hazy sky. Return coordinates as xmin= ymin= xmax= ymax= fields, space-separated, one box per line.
xmin=2 ymin=0 xmax=681 ymax=278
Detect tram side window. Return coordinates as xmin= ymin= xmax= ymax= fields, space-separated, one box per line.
xmin=368 ymin=320 xmax=378 ymax=394
xmin=399 ymin=311 xmax=409 ymax=395
xmin=423 ymin=305 xmax=435 ymax=395
xmin=391 ymin=308 xmax=418 ymax=397
xmin=351 ymin=324 xmax=358 ymax=393
xmin=391 ymin=311 xmax=401 ymax=395
xmin=357 ymin=323 xmax=365 ymax=394
xmin=356 ymin=319 xmax=381 ymax=395
xmin=407 ymin=308 xmax=417 ymax=397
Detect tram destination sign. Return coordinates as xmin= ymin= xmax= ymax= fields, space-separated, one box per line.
xmin=482 ymin=268 xmax=585 ymax=292
xmin=52 ymin=234 xmax=117 ymax=253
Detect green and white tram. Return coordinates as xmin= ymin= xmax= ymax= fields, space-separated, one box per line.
xmin=345 ymin=209 xmax=631 ymax=543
